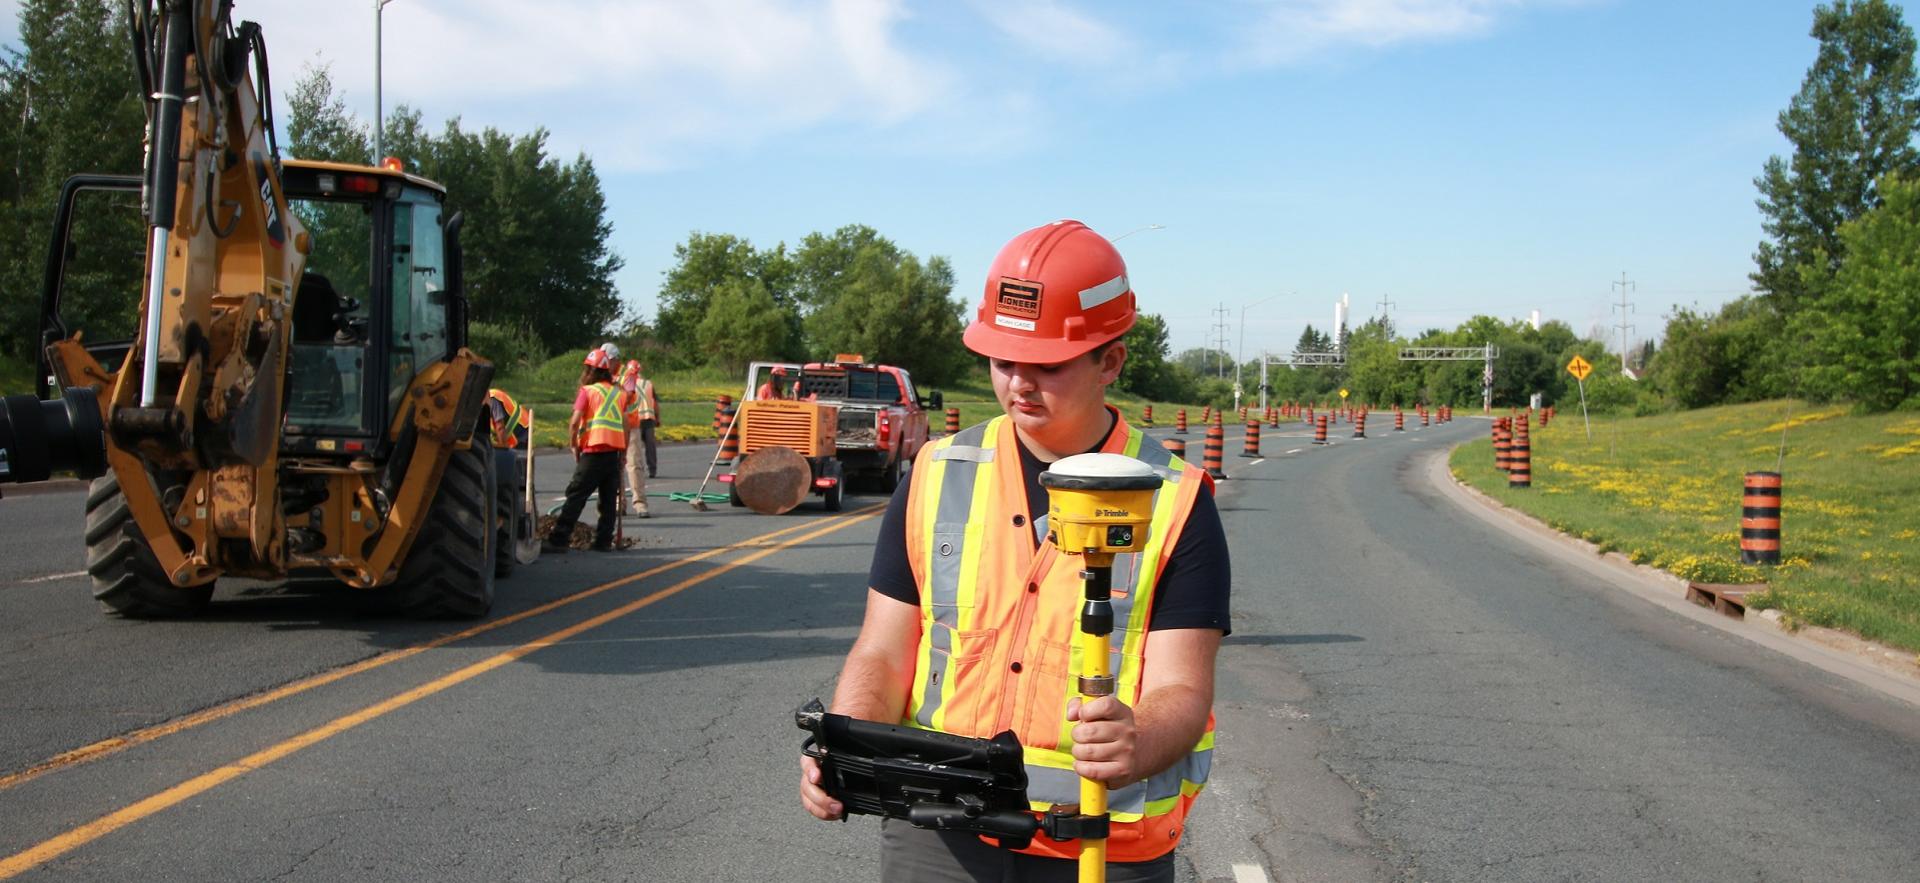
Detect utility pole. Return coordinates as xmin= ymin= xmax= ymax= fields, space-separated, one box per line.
xmin=1376 ymin=293 xmax=1396 ymax=320
xmin=1612 ymin=273 xmax=1636 ymax=377
xmin=1210 ymin=303 xmax=1232 ymax=379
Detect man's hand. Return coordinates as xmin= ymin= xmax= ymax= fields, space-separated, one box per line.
xmin=1066 ymin=696 xmax=1140 ymax=788
xmin=799 ymin=753 xmax=845 ymax=821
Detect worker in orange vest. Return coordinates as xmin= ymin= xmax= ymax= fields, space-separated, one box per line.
xmin=618 ymin=359 xmax=657 ymax=517
xmin=486 ymin=388 xmax=530 ymax=450
xmin=799 ymin=220 xmax=1230 ymax=880
xmin=545 ymin=346 xmax=636 ymax=553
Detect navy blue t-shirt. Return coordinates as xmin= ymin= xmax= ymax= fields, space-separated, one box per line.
xmin=866 ymin=422 xmax=1231 ymax=634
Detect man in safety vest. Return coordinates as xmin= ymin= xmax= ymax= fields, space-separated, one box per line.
xmin=486 ymin=388 xmax=530 ymax=450
xmin=546 ymin=345 xmax=637 ymax=553
xmin=799 ymin=220 xmax=1230 ymax=881
xmin=618 ymin=359 xmax=658 ymax=517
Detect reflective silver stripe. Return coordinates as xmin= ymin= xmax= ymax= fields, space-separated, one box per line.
xmin=1023 ymin=748 xmax=1211 ymax=816
xmin=1025 ymin=764 xmax=1080 ymax=805
xmin=1131 ymin=438 xmax=1182 ymax=483
xmin=934 ymin=445 xmax=995 ymax=463
xmin=917 ymin=422 xmax=991 ymax=728
xmin=1078 ymin=273 xmax=1130 ymax=310
xmin=1032 ymin=511 xmax=1049 ymax=545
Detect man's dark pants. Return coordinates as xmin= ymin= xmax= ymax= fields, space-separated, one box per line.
xmin=639 ymin=419 xmax=659 ymax=476
xmin=552 ymin=450 xmax=623 ymax=545
xmin=879 ymin=818 xmax=1174 ymax=882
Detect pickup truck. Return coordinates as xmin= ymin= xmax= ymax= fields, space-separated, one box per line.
xmin=743 ymin=356 xmax=936 ymax=492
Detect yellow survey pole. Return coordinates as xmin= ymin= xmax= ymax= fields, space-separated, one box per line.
xmin=1038 ymin=453 xmax=1161 ymax=883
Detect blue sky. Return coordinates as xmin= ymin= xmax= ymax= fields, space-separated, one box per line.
xmin=1 ymin=1 xmax=1881 ymax=362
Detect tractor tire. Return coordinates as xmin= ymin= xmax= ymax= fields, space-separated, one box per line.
xmin=389 ymin=432 xmax=497 ymax=619
xmin=85 ymin=470 xmax=213 ymax=618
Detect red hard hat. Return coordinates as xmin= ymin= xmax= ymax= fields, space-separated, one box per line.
xmin=962 ymin=219 xmax=1135 ymax=364
xmin=583 ymin=348 xmax=613 ymax=370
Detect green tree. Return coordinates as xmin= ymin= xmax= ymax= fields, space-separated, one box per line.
xmin=656 ymin=232 xmax=796 ymax=362
xmin=1796 ymin=173 xmax=1920 ymax=409
xmin=697 ymin=277 xmax=789 ymax=373
xmin=1116 ymin=313 xmax=1180 ymax=400
xmin=0 ymin=0 xmax=145 ymax=368
xmin=797 ymin=227 xmax=968 ymax=383
xmin=1754 ymin=0 xmax=1920 ymax=313
xmin=285 ymin=61 xmax=369 ymax=164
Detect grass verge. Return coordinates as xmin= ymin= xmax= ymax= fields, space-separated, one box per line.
xmin=1449 ymin=400 xmax=1920 ymax=655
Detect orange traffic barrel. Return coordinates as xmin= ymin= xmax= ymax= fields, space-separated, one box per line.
xmin=1143 ymin=404 xmax=1154 ymax=427
xmin=716 ymin=406 xmax=739 ymax=464
xmin=1313 ymin=414 xmax=1329 ymax=445
xmin=945 ymin=407 xmax=961 ymax=434
xmin=1493 ymin=417 xmax=1510 ymax=471
xmin=1213 ymin=407 xmax=1224 ymax=428
xmin=1508 ymin=415 xmax=1531 ymax=488
xmin=1421 ymin=408 xmax=1430 ymax=428
xmin=1162 ymin=437 xmax=1186 ymax=459
xmin=1203 ymin=423 xmax=1227 ymax=480
xmin=1354 ymin=412 xmax=1367 ymax=439
xmin=1267 ymin=406 xmax=1278 ymax=428
xmin=1539 ymin=408 xmax=1551 ymax=429
xmin=1395 ymin=409 xmax=1405 ymax=432
xmin=714 ymin=394 xmax=733 ymax=436
xmin=1175 ymin=408 xmax=1188 ymax=435
xmin=1238 ymin=406 xmax=1248 ymax=423
xmin=1442 ymin=405 xmax=1451 ymax=423
xmin=1741 ymin=472 xmax=1782 ymax=565
xmin=1201 ymin=406 xmax=1212 ymax=426
xmin=1241 ymin=420 xmax=1261 ymax=458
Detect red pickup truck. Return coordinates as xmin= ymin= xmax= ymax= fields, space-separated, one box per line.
xmin=745 ymin=356 xmax=934 ymax=492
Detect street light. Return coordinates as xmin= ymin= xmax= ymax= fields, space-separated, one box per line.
xmin=1109 ymin=223 xmax=1165 ymax=242
xmin=374 ymin=0 xmax=398 ymax=159
xmin=1235 ymin=292 xmax=1289 ymax=412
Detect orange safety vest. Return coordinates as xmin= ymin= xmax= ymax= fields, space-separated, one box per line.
xmin=902 ymin=410 xmax=1215 ymax=862
xmin=578 ymin=382 xmax=631 ymax=450
xmin=488 ymin=388 xmax=529 ymax=449
xmin=619 ymin=363 xmax=657 ymax=421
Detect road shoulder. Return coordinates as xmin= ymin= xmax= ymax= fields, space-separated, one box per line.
xmin=1424 ymin=440 xmax=1920 ymax=710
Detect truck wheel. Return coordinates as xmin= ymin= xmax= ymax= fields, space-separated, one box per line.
xmin=390 ymin=431 xmax=497 ymax=618
xmin=823 ymin=460 xmax=844 ymax=512
xmin=493 ymin=447 xmax=520 ymax=578
xmin=879 ymin=456 xmax=902 ymax=494
xmin=86 ymin=470 xmax=213 ymax=618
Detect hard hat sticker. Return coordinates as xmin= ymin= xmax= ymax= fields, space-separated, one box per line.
xmin=995 ymin=278 xmax=1043 ymax=320
xmin=994 ymin=315 xmax=1037 ymax=331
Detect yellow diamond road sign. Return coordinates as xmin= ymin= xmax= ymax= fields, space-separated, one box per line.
xmin=1338 ymin=388 xmax=1350 ymax=399
xmin=1566 ymin=355 xmax=1593 ymax=381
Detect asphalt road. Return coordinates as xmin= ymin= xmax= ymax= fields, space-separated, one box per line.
xmin=1 ymin=416 xmax=1916 ymax=881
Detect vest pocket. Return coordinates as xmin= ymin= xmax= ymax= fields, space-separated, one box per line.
xmin=1018 ymin=637 xmax=1076 ymax=750
xmin=924 ymin=622 xmax=998 ymax=732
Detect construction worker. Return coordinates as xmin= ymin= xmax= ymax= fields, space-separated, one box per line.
xmin=486 ymin=387 xmax=530 ymax=450
xmin=757 ymin=365 xmax=789 ymax=400
xmin=546 ymin=346 xmax=635 ymax=553
xmin=618 ymin=359 xmax=657 ymax=516
xmin=624 ymin=359 xmax=661 ymax=479
xmin=799 ymin=220 xmax=1230 ymax=881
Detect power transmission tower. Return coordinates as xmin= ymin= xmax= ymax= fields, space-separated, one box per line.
xmin=1376 ymin=293 xmax=1396 ymax=319
xmin=1611 ymin=273 xmax=1636 ymax=376
xmin=1210 ymin=303 xmax=1233 ymax=378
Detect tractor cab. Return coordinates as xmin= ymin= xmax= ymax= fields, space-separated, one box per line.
xmin=35 ymin=158 xmax=465 ymax=459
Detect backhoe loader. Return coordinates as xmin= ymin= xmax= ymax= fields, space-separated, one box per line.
xmin=0 ymin=0 xmax=536 ymax=617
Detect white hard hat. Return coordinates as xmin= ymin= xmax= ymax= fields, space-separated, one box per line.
xmin=600 ymin=342 xmax=621 ymax=360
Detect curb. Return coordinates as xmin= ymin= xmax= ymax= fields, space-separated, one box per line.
xmin=1426 ymin=441 xmax=1920 ymax=708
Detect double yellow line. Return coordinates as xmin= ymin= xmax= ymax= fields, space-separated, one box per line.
xmin=0 ymin=505 xmax=881 ymax=878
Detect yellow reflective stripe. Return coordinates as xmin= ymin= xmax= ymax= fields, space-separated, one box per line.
xmin=586 ymin=384 xmax=624 ymax=431
xmin=934 ymin=416 xmax=1002 ymax=733
xmin=909 ymin=435 xmax=952 ymax=728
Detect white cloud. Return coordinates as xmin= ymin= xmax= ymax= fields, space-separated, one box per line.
xmin=1230 ymin=0 xmax=1582 ymax=65
xmin=240 ymin=0 xmax=954 ymax=169
xmin=968 ymin=0 xmax=1134 ymax=67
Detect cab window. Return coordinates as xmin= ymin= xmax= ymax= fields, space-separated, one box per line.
xmin=387 ymin=195 xmax=448 ymax=414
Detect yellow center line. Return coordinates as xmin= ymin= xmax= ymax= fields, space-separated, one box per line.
xmin=0 ymin=505 xmax=876 ymax=794
xmin=0 ymin=508 xmax=882 ymax=879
